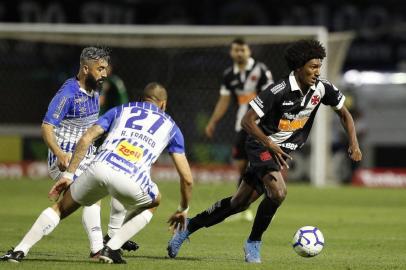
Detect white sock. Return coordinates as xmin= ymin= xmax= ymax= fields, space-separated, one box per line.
xmin=107 ymin=198 xmax=126 ymax=238
xmin=82 ymin=204 xmax=103 ymax=253
xmin=107 ymin=210 xmax=153 ymax=250
xmin=14 ymin=207 xmax=60 ymax=255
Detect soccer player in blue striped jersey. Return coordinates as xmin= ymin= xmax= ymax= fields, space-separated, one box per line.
xmin=1 ymin=83 xmax=193 ymax=264
xmin=40 ymin=47 xmax=137 ymax=258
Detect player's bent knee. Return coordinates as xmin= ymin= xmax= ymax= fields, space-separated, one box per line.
xmin=273 ymin=189 xmax=287 ymax=205
xmin=56 ymin=189 xmax=82 ymax=219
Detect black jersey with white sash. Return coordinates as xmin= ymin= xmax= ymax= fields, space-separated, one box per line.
xmin=248 ymin=72 xmax=345 ymax=152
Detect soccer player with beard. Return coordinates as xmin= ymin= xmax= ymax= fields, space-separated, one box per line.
xmin=31 ymin=47 xmax=136 ymax=258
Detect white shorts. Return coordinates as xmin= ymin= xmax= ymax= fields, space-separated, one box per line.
xmin=70 ymin=161 xmax=158 ymax=210
xmin=48 ymin=153 xmax=94 ymax=181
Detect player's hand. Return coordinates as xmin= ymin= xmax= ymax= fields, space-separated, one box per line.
xmin=205 ymin=122 xmax=216 ymax=139
xmin=348 ymin=145 xmax=362 ymax=162
xmin=266 ymin=140 xmax=292 ymax=169
xmin=48 ymin=177 xmax=72 ymax=202
xmin=57 ymin=152 xmax=72 ymax=171
xmin=167 ymin=211 xmax=188 ymax=232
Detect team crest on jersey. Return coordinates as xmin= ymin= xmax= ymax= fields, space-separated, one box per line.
xmin=116 ymin=140 xmax=143 ymax=163
xmin=311 ymin=95 xmax=320 ymax=105
xmin=250 ymin=75 xmax=258 ymax=81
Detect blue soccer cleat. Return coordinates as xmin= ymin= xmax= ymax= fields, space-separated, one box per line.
xmin=167 ymin=219 xmax=190 ymax=258
xmin=244 ymin=239 xmax=262 ymax=263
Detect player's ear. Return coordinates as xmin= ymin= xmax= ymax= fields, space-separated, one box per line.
xmin=160 ymin=100 xmax=167 ymax=111
xmin=82 ymin=64 xmax=89 ymax=75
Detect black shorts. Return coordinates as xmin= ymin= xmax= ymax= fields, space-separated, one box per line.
xmin=242 ymin=136 xmax=289 ymax=195
xmin=232 ymin=130 xmax=248 ymax=160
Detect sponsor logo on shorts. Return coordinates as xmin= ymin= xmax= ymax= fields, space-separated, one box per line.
xmin=259 ymin=151 xmax=272 ymax=161
xmin=116 ymin=141 xmax=143 ymax=163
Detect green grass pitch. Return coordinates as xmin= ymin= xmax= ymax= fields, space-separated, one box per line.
xmin=0 ymin=179 xmax=405 ymax=269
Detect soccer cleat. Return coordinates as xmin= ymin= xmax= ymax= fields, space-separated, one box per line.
xmin=167 ymin=218 xmax=190 ymax=258
xmin=99 ymin=246 xmax=126 ymax=264
xmin=0 ymin=249 xmax=25 ymax=263
xmin=89 ymin=249 xmax=101 ymax=260
xmin=244 ymin=240 xmax=262 ymax=263
xmin=103 ymin=234 xmax=139 ymax=252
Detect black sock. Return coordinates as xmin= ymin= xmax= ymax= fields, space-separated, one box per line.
xmin=188 ymin=196 xmax=235 ymax=234
xmin=248 ymin=197 xmax=280 ymax=241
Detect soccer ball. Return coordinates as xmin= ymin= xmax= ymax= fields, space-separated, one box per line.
xmin=292 ymin=226 xmax=324 ymax=257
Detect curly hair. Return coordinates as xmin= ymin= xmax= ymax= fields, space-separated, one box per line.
xmin=80 ymin=46 xmax=110 ymax=64
xmin=284 ymin=40 xmax=326 ymax=70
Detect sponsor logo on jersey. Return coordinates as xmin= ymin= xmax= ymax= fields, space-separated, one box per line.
xmin=116 ymin=140 xmax=144 ymax=163
xmin=253 ymin=96 xmax=264 ymax=108
xmin=74 ymin=96 xmax=88 ymax=103
xmin=79 ymin=106 xmax=87 ymax=113
xmin=282 ymin=101 xmax=294 ymax=106
xmin=311 ymin=95 xmax=320 ymax=105
xmin=53 ymin=96 xmax=67 ymax=119
xmin=106 ymin=153 xmax=133 ymax=174
xmin=278 ymin=117 xmax=309 ymax=132
xmin=230 ymin=79 xmax=239 ymax=86
xmin=270 ymin=81 xmax=286 ymax=94
xmin=280 ymin=142 xmax=298 ymax=151
xmin=260 ymin=151 xmax=272 ymax=161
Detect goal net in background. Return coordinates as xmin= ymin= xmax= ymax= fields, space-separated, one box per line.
xmin=0 ymin=24 xmax=353 ymax=185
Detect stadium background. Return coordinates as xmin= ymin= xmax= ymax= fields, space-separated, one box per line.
xmin=0 ymin=0 xmax=406 ymax=185
xmin=0 ymin=1 xmax=405 ymax=269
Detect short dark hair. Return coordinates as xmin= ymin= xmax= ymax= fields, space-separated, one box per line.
xmin=231 ymin=38 xmax=248 ymax=46
xmin=284 ymin=40 xmax=326 ymax=70
xmin=143 ymin=82 xmax=167 ymax=101
xmin=80 ymin=46 xmax=110 ymax=65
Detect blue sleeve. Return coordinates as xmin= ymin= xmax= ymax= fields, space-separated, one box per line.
xmin=168 ymin=125 xmax=185 ymax=154
xmin=43 ymin=90 xmax=72 ymax=126
xmin=96 ymin=107 xmax=118 ymax=132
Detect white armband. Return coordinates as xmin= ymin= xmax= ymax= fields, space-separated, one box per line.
xmin=62 ymin=172 xmax=74 ymax=180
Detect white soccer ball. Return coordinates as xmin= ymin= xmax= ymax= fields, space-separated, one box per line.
xmin=292 ymin=226 xmax=324 ymax=257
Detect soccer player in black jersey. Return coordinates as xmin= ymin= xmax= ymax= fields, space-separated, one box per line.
xmin=205 ymin=38 xmax=273 ymax=187
xmin=168 ymin=39 xmax=362 ymax=263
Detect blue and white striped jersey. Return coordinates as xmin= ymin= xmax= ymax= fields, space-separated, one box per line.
xmin=43 ymin=78 xmax=100 ymax=167
xmin=94 ymin=101 xmax=185 ymax=191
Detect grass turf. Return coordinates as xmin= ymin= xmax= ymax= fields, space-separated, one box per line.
xmin=0 ymin=179 xmax=405 ymax=269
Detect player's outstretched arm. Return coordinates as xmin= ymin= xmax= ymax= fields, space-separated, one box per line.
xmin=167 ymin=153 xmax=193 ymax=231
xmin=205 ymin=95 xmax=231 ymax=138
xmin=334 ymin=106 xmax=362 ymax=162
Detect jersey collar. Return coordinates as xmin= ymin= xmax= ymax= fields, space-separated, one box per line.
xmin=289 ymin=71 xmax=317 ymax=93
xmin=233 ymin=57 xmax=255 ymax=74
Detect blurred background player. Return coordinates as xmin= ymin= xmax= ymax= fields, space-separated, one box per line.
xmin=39 ymin=47 xmax=137 ymax=258
xmin=1 ymin=83 xmax=193 ymax=264
xmin=205 ymin=38 xmax=273 ymax=221
xmin=168 ymin=39 xmax=362 ymax=263
xmin=99 ymin=63 xmax=129 ymax=115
